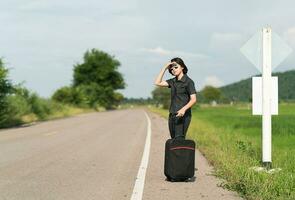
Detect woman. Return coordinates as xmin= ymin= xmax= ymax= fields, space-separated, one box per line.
xmin=154 ymin=57 xmax=197 ymax=139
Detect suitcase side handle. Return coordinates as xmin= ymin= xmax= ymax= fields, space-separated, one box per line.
xmin=170 ymin=146 xmax=195 ymax=151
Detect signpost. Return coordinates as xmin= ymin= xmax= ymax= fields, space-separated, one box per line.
xmin=241 ymin=27 xmax=292 ymax=169
xmin=262 ymin=28 xmax=273 ymax=168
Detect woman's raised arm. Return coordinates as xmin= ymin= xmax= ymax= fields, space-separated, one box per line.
xmin=154 ymin=62 xmax=171 ymax=87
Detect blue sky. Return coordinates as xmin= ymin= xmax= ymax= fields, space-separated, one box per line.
xmin=1 ymin=0 xmax=295 ymax=98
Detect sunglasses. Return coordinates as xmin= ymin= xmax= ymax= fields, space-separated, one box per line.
xmin=168 ymin=63 xmax=179 ymax=73
xmin=169 ymin=63 xmax=178 ymax=74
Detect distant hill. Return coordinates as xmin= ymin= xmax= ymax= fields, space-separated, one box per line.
xmin=219 ymin=70 xmax=295 ymax=102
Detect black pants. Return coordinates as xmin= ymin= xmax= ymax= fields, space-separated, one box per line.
xmin=168 ymin=113 xmax=191 ymax=139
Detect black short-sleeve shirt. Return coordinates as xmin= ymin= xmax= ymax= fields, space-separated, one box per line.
xmin=166 ymin=74 xmax=197 ymax=115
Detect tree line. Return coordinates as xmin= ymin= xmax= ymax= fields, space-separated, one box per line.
xmin=220 ymin=70 xmax=295 ymax=102
xmin=0 ymin=49 xmax=125 ymax=128
xmin=150 ymin=69 xmax=295 ymax=108
xmin=151 ymin=85 xmax=223 ymax=109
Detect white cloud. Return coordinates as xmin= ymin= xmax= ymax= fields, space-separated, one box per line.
xmin=283 ymin=27 xmax=295 ymax=47
xmin=140 ymin=46 xmax=209 ymax=60
xmin=17 ymin=0 xmax=138 ymax=16
xmin=18 ymin=1 xmax=55 ymax=11
xmin=141 ymin=47 xmax=170 ymax=55
xmin=203 ymin=75 xmax=224 ymax=87
xmin=209 ymin=32 xmax=244 ymax=50
xmin=211 ymin=32 xmax=243 ymax=42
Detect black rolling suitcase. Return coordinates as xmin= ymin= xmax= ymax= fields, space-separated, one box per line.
xmin=164 ymin=138 xmax=195 ymax=181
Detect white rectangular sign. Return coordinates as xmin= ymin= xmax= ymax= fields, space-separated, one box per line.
xmin=252 ymin=76 xmax=278 ymax=115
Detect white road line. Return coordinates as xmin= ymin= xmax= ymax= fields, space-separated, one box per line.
xmin=130 ymin=111 xmax=152 ymax=200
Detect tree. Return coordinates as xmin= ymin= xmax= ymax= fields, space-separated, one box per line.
xmin=0 ymin=59 xmax=14 ymax=125
xmin=72 ymin=49 xmax=125 ymax=109
xmin=0 ymin=59 xmax=13 ymax=99
xmin=201 ymin=85 xmax=221 ymax=103
xmin=152 ymin=87 xmax=170 ymax=109
xmin=52 ymin=86 xmax=85 ymax=106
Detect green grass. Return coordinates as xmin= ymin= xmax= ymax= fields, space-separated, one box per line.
xmin=149 ymin=104 xmax=295 ymax=200
xmin=2 ymin=103 xmax=98 ymax=128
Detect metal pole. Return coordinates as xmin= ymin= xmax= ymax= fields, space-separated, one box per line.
xmin=262 ymin=27 xmax=272 ymax=168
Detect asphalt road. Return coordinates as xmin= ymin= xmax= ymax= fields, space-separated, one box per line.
xmin=0 ymin=109 xmax=242 ymax=200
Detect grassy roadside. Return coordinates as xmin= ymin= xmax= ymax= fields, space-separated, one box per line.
xmin=22 ymin=106 xmax=98 ymax=123
xmin=3 ymin=104 xmax=103 ymax=129
xmin=149 ymin=105 xmax=295 ymax=200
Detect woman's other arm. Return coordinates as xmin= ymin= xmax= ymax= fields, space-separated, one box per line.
xmin=176 ymin=94 xmax=197 ymax=117
xmin=182 ymin=94 xmax=197 ymax=111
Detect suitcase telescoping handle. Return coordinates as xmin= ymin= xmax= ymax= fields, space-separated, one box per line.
xmin=172 ymin=114 xmax=185 ymax=139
